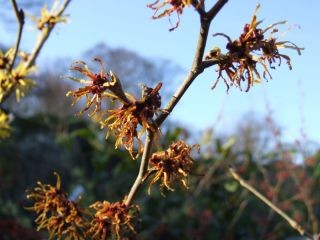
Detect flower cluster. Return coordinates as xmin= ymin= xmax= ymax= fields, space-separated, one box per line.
xmin=147 ymin=0 xmax=193 ymax=31
xmin=206 ymin=4 xmax=303 ymax=92
xmin=0 ymin=48 xmax=35 ymax=102
xmin=26 ymin=172 xmax=88 ymax=239
xmin=30 ymin=1 xmax=68 ymax=30
xmin=66 ymin=59 xmax=162 ymax=158
xmin=101 ymin=83 xmax=162 ymax=158
xmin=66 ymin=58 xmax=129 ymax=116
xmin=87 ymin=201 xmax=138 ymax=240
xmin=0 ymin=110 xmax=11 ymax=139
xmin=145 ymin=140 xmax=199 ymax=194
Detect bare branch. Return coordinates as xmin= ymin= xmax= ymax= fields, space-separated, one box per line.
xmin=9 ymin=0 xmax=25 ymax=72
xmin=125 ymin=129 xmax=154 ymax=206
xmin=207 ymin=0 xmax=229 ymax=21
xmin=155 ymin=69 xmax=200 ymax=126
xmin=191 ymin=0 xmax=205 ymax=16
xmin=201 ymin=58 xmax=220 ymax=69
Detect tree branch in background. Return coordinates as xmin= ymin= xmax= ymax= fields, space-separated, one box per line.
xmin=229 ymin=166 xmax=313 ymax=239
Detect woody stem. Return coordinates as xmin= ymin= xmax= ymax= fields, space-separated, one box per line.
xmin=125 ymin=129 xmax=154 ymax=206
xmin=125 ymin=0 xmax=229 ymax=206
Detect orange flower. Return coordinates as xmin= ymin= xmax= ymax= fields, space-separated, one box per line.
xmin=66 ymin=58 xmax=129 ymax=116
xmin=145 ymin=140 xmax=199 ymax=194
xmin=67 ymin=58 xmax=163 ymax=158
xmin=147 ymin=0 xmax=192 ymax=31
xmin=26 ymin=172 xmax=88 ymax=239
xmin=207 ymin=4 xmax=303 ymax=92
xmin=86 ymin=201 xmax=138 ymax=240
xmin=101 ymin=83 xmax=162 ymax=159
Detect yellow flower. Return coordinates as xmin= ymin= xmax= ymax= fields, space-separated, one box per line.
xmin=0 ymin=48 xmax=14 ymax=70
xmin=26 ymin=172 xmax=89 ymax=240
xmin=145 ymin=140 xmax=199 ymax=195
xmin=0 ymin=63 xmax=35 ymax=102
xmin=86 ymin=201 xmax=138 ymax=240
xmin=11 ymin=64 xmax=36 ymax=102
xmin=0 ymin=110 xmax=11 ymax=139
xmin=29 ymin=1 xmax=68 ymax=30
xmin=0 ymin=73 xmax=11 ymax=102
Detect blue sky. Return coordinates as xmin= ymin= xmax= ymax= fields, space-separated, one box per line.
xmin=1 ymin=0 xmax=319 ymax=144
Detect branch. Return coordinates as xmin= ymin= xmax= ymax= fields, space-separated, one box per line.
xmin=229 ymin=167 xmax=313 ymax=239
xmin=207 ymin=0 xmax=229 ymax=21
xmin=125 ymin=0 xmax=230 ymax=206
xmin=156 ymin=1 xmax=228 ymax=126
xmin=201 ymin=58 xmax=220 ymax=69
xmin=191 ymin=0 xmax=205 ymax=16
xmin=9 ymin=0 xmax=25 ymax=72
xmin=155 ymin=69 xmax=201 ymax=126
xmin=125 ymin=129 xmax=154 ymax=206
xmin=155 ymin=16 xmax=208 ymax=126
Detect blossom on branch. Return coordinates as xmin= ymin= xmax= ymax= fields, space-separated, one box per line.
xmin=66 ymin=58 xmax=163 ymax=158
xmin=101 ymin=83 xmax=163 ymax=159
xmin=0 ymin=63 xmax=35 ymax=102
xmin=145 ymin=140 xmax=199 ymax=195
xmin=206 ymin=4 xmax=303 ymax=92
xmin=29 ymin=0 xmax=68 ymax=30
xmin=66 ymin=58 xmax=129 ymax=116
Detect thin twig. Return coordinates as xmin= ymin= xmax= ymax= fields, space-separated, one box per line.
xmin=155 ymin=69 xmax=201 ymax=126
xmin=125 ymin=129 xmax=154 ymax=206
xmin=155 ymin=16 xmax=207 ymax=126
xmin=191 ymin=1 xmax=219 ymax=71
xmin=191 ymin=0 xmax=205 ymax=17
xmin=155 ymin=1 xmax=228 ymax=126
xmin=9 ymin=0 xmax=25 ymax=72
xmin=201 ymin=58 xmax=221 ymax=69
xmin=207 ymin=0 xmax=228 ymax=21
xmin=226 ymin=190 xmax=249 ymax=233
xmin=228 ymin=166 xmax=313 ymax=239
